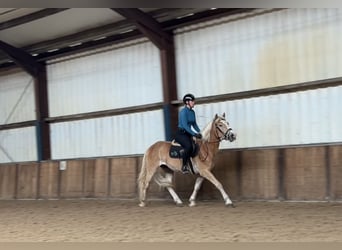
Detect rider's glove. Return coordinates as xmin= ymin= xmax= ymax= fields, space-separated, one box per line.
xmin=194 ymin=133 xmax=202 ymax=139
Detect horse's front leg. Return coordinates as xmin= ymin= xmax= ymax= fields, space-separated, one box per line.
xmin=200 ymin=170 xmax=234 ymax=207
xmin=189 ymin=176 xmax=204 ymax=207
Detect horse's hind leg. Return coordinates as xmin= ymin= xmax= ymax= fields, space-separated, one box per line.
xmin=155 ymin=171 xmax=183 ymax=206
xmin=189 ymin=176 xmax=204 ymax=207
xmin=165 ymin=172 xmax=183 ymax=206
xmin=166 ymin=186 xmax=183 ymax=206
xmin=138 ymin=161 xmax=157 ymax=207
xmin=138 ymin=172 xmax=153 ymax=207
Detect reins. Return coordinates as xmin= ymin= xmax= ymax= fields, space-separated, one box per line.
xmin=198 ymin=122 xmax=226 ymax=161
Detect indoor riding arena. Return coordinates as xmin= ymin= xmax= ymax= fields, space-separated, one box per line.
xmin=0 ymin=8 xmax=341 ymax=242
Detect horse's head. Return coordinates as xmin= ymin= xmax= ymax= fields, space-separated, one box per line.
xmin=213 ymin=113 xmax=237 ymax=142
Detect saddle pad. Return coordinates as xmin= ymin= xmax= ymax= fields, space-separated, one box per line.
xmin=169 ymin=144 xmax=184 ymax=158
xmin=169 ymin=141 xmax=199 ymax=159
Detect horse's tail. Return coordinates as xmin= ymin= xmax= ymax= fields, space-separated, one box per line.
xmin=138 ymin=142 xmax=173 ymax=206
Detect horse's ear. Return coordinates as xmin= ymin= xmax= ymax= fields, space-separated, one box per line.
xmin=214 ymin=114 xmax=218 ymax=120
xmin=222 ymin=112 xmax=226 ymax=118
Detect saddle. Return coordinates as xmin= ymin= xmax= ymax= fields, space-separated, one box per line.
xmin=169 ymin=140 xmax=199 ymax=159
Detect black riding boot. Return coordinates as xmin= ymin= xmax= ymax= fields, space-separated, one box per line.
xmin=181 ymin=157 xmax=189 ymax=174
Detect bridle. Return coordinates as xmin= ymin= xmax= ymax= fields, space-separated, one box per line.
xmin=210 ymin=119 xmax=233 ymax=143
xmin=199 ymin=119 xmax=234 ymax=161
xmin=215 ymin=124 xmax=233 ymax=142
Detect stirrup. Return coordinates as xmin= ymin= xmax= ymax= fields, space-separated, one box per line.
xmin=182 ymin=165 xmax=190 ymax=174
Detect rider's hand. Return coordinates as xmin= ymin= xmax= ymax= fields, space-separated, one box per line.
xmin=194 ymin=133 xmax=202 ymax=139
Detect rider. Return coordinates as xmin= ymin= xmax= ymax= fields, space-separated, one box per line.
xmin=175 ymin=93 xmax=202 ymax=173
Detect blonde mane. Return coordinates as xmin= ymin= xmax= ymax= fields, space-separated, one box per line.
xmin=200 ymin=115 xmax=225 ymax=141
xmin=201 ymin=120 xmax=213 ymax=141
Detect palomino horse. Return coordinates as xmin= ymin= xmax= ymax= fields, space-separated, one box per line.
xmin=138 ymin=113 xmax=236 ymax=207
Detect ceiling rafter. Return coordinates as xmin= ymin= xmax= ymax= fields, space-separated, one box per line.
xmin=112 ymin=8 xmax=173 ymax=50
xmin=21 ymin=19 xmax=138 ymax=55
xmin=0 ymin=9 xmax=199 ymax=60
xmin=0 ymin=8 xmax=255 ymax=68
xmin=111 ymin=8 xmax=179 ymax=140
xmin=0 ymin=40 xmax=43 ymax=76
xmin=0 ymin=8 xmax=69 ymax=31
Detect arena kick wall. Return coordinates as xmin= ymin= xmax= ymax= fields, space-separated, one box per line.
xmin=1 ymin=144 xmax=341 ymax=202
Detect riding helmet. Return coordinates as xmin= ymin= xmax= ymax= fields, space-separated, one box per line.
xmin=183 ymin=93 xmax=195 ymax=104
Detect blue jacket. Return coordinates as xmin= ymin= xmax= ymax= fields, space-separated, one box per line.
xmin=178 ymin=106 xmax=200 ymax=136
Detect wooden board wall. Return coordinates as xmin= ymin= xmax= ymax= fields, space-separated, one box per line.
xmin=0 ymin=164 xmax=16 ymax=199
xmin=283 ymin=147 xmax=327 ymax=200
xmin=0 ymin=144 xmax=341 ymax=201
xmin=330 ymin=145 xmax=342 ymax=200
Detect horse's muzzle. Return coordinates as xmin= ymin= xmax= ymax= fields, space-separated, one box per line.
xmin=226 ymin=130 xmax=236 ymax=142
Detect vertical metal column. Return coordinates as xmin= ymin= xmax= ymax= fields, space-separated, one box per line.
xmin=34 ymin=66 xmax=51 ymax=161
xmin=111 ymin=8 xmax=179 ymax=141
xmin=160 ymin=43 xmax=178 ymax=140
xmin=0 ymin=40 xmax=51 ymax=161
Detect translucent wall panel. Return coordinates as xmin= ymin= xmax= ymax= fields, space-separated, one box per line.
xmin=47 ymin=39 xmax=163 ymax=117
xmin=50 ymin=110 xmax=165 ymax=159
xmin=194 ymin=86 xmax=342 ymax=149
xmin=0 ymin=70 xmax=35 ymax=124
xmin=0 ymin=126 xmax=37 ymax=163
xmin=175 ymin=9 xmax=342 ymax=98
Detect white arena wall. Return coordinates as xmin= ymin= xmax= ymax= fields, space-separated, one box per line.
xmin=0 ymin=8 xmax=341 ymax=163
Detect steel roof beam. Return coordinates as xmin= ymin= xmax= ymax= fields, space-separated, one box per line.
xmin=10 ymin=9 xmax=203 ymax=56
xmin=112 ymin=8 xmax=173 ymax=50
xmin=0 ymin=40 xmax=51 ymax=161
xmin=0 ymin=40 xmax=43 ymax=76
xmin=0 ymin=8 xmax=249 ymax=67
xmin=112 ymin=8 xmax=178 ymax=140
xmin=0 ymin=8 xmax=69 ymax=31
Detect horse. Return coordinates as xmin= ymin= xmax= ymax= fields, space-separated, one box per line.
xmin=137 ymin=113 xmax=237 ymax=207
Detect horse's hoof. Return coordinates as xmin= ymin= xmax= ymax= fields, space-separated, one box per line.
xmin=226 ymin=203 xmax=235 ymax=208
xmin=189 ymin=201 xmax=196 ymax=207
xmin=224 ymin=199 xmax=235 ymax=208
xmin=139 ymin=202 xmax=146 ymax=207
xmin=176 ymin=202 xmax=184 ymax=207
